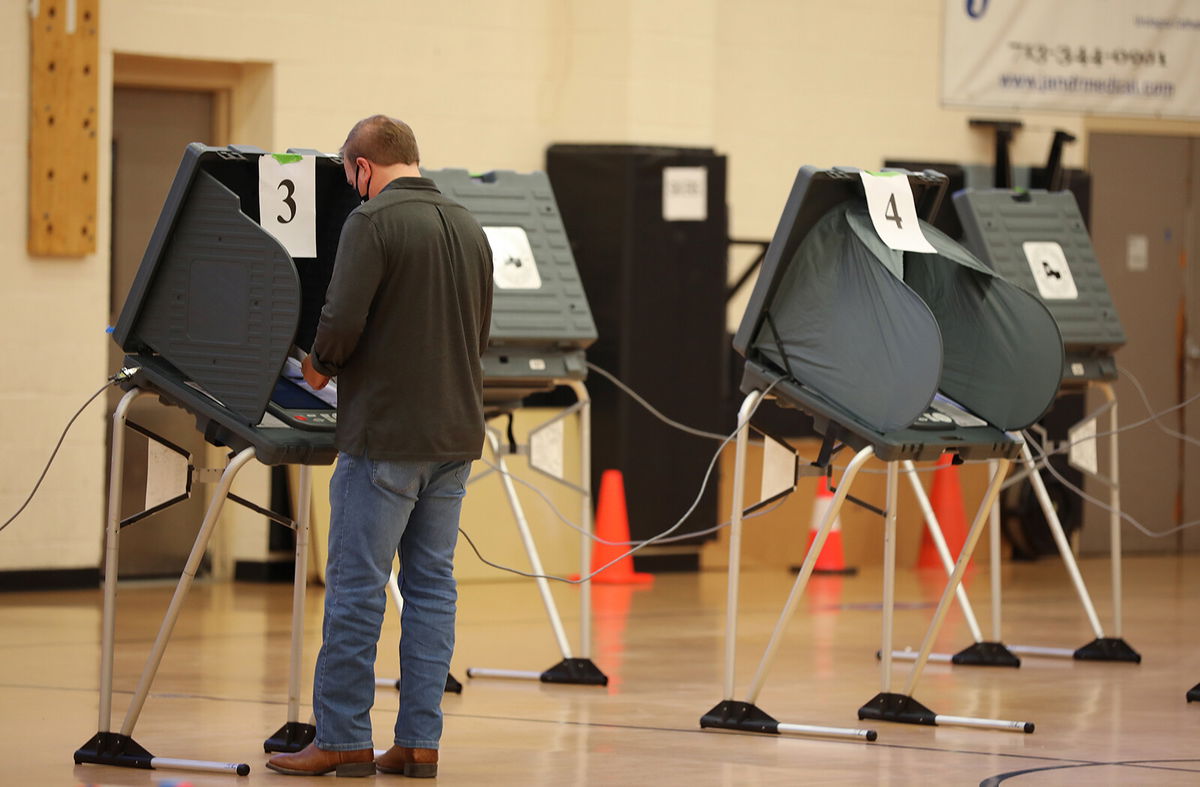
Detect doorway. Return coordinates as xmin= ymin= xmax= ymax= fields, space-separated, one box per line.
xmin=1085 ymin=133 xmax=1200 ymax=553
xmin=108 ymin=86 xmax=218 ymax=577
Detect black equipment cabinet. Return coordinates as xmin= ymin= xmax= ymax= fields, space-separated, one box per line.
xmin=546 ymin=144 xmax=729 ymax=565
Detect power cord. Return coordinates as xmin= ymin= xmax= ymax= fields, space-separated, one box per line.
xmin=457 ymin=376 xmax=783 ymax=583
xmin=587 ymin=359 xmax=953 ymax=476
xmin=585 ymin=361 xmax=728 ymax=442
xmin=477 ymin=454 xmax=787 ymax=545
xmin=1115 ymin=364 xmax=1199 ymax=449
xmin=1024 ymin=428 xmax=1200 ymax=540
xmin=463 ymin=359 xmax=1200 ymax=578
xmin=0 ymin=368 xmax=138 ymax=536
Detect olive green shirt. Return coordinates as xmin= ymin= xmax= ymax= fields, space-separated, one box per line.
xmin=311 ymin=177 xmax=493 ymax=461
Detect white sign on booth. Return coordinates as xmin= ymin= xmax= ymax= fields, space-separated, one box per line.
xmin=1023 ymin=241 xmax=1079 ymax=300
xmin=859 ymin=172 xmax=936 ymax=254
xmin=258 ymin=153 xmax=317 ymax=259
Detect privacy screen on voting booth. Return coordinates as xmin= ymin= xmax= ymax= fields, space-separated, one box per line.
xmin=731 ymin=167 xmax=1065 ymax=461
xmin=111 ymin=145 xmax=357 ymax=465
xmin=112 ymin=144 xmax=596 ymax=465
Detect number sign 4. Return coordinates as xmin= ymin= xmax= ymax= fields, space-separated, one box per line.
xmin=858 ymin=171 xmax=936 ymax=254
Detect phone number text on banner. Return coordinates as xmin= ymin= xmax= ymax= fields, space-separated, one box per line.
xmin=943 ymin=0 xmax=1200 ymax=119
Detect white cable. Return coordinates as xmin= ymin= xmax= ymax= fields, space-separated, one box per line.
xmin=459 ymin=377 xmax=783 ymax=583
xmin=1023 ymin=429 xmax=1200 ymax=539
xmin=1116 ymin=364 xmax=1200 ymax=449
xmin=585 ymin=361 xmax=728 ymax=441
xmin=1034 ymin=379 xmax=1200 ymax=460
xmin=477 ymin=454 xmax=786 ymax=545
xmin=0 ymin=370 xmax=135 ymax=534
xmin=465 ymin=356 xmax=1200 ymax=578
xmin=590 ymin=360 xmax=957 ymax=475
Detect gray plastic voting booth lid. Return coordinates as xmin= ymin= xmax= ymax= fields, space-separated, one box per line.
xmin=734 ymin=166 xmax=1063 ymax=439
xmin=112 ymin=143 xmax=357 ymax=437
xmin=422 ymin=168 xmax=596 ymax=347
xmin=422 ymin=168 xmax=597 ymax=396
xmin=953 ymin=188 xmax=1126 ymax=373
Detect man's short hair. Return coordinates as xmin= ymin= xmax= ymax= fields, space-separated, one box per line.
xmin=341 ymin=115 xmax=420 ymax=166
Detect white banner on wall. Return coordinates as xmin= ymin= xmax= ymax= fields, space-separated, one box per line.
xmin=943 ymin=0 xmax=1200 ymax=119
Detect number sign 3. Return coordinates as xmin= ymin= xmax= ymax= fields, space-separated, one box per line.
xmin=276 ymin=179 xmax=297 ymax=224
xmin=258 ymin=154 xmax=316 ymax=258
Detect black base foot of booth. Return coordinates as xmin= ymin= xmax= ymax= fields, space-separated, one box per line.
xmin=540 ymin=658 xmax=609 ymax=686
xmin=75 ymin=731 xmax=252 ymax=775
xmin=75 ymin=732 xmax=155 ymax=769
xmin=263 ymin=721 xmax=316 ymax=753
xmin=1188 ymin=683 xmax=1200 ymax=703
xmin=700 ymin=700 xmax=780 ymax=734
xmin=789 ymin=564 xmax=859 ymax=576
xmin=858 ymin=693 xmax=937 ymax=726
xmin=1073 ymin=637 xmax=1142 ymax=663
xmin=952 ymin=641 xmax=1021 ymax=667
xmin=380 ymin=672 xmax=464 ymax=694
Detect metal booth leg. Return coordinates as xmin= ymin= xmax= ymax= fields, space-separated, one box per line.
xmin=1004 ymin=439 xmax=1139 ymax=663
xmin=1096 ymin=381 xmax=1138 ymax=659
xmin=880 ymin=462 xmax=899 ymax=694
xmin=466 ymin=382 xmax=606 ymax=687
xmin=989 ymin=459 xmax=1003 ymax=642
xmin=859 ymin=456 xmax=1034 ymax=733
xmin=263 ymin=465 xmax=318 ymax=752
xmin=700 ymin=401 xmax=876 ymax=743
xmin=571 ymin=380 xmax=596 ymax=669
xmin=75 ymin=439 xmax=257 ymax=775
xmin=92 ymin=388 xmax=144 ymax=740
xmin=889 ymin=460 xmax=1018 ymax=668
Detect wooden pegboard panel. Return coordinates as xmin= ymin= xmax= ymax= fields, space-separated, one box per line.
xmin=28 ymin=0 xmax=100 ymax=257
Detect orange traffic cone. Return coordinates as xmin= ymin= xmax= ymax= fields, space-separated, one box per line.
xmin=918 ymin=454 xmax=971 ymax=570
xmin=584 ymin=470 xmax=654 ymax=585
xmin=796 ymin=477 xmax=856 ymax=575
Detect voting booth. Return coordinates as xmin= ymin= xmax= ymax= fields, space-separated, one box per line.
xmin=702 ymin=166 xmax=1063 ymax=741
xmin=424 ymin=167 xmax=605 ymax=687
xmin=76 ymin=145 xmax=601 ymax=777
xmin=947 ymin=188 xmax=1139 ymax=664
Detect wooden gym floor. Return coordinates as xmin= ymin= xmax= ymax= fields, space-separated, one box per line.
xmin=1 ymin=554 xmax=1197 ymax=785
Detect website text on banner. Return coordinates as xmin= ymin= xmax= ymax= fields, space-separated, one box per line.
xmin=942 ymin=0 xmax=1200 ymax=119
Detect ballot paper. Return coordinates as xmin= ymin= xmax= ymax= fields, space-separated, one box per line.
xmin=282 ymin=356 xmax=338 ymax=407
xmin=929 ymin=393 xmax=988 ymax=428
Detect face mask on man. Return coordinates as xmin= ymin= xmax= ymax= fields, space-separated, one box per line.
xmin=354 ymin=161 xmax=373 ymax=204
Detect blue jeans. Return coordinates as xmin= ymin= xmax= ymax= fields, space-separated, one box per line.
xmin=313 ymin=453 xmax=469 ymax=751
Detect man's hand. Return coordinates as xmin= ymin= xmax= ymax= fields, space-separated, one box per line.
xmin=302 ymin=353 xmax=331 ymax=390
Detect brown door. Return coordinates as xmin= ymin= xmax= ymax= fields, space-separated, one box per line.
xmin=108 ymin=87 xmax=215 ymax=577
xmin=1086 ymin=133 xmax=1198 ymax=554
xmin=1186 ymin=138 xmax=1200 ymax=551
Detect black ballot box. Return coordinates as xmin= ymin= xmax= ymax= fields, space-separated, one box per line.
xmin=546 ymin=144 xmax=729 ymax=564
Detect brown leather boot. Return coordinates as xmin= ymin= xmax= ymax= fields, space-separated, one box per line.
xmin=375 ymin=744 xmax=438 ymax=778
xmin=266 ymin=742 xmax=376 ymax=777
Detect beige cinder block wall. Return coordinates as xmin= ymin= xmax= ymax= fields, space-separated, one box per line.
xmin=4 ymin=0 xmax=1198 ymax=576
